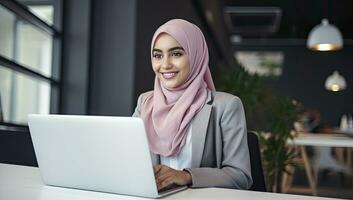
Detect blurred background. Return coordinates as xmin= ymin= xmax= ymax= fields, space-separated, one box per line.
xmin=0 ymin=0 xmax=352 ymax=199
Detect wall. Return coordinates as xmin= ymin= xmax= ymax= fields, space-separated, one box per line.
xmin=60 ymin=0 xmax=91 ymax=114
xmin=88 ymin=0 xmax=137 ymax=116
xmin=234 ymin=44 xmax=353 ymax=126
xmin=0 ymin=128 xmax=37 ymax=166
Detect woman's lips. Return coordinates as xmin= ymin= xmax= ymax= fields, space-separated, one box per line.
xmin=161 ymin=72 xmax=178 ymax=79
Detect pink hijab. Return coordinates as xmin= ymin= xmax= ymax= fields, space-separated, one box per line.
xmin=141 ymin=19 xmax=215 ymax=157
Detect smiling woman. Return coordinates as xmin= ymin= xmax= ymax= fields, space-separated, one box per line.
xmin=152 ymin=33 xmax=190 ymax=89
xmin=133 ymin=19 xmax=252 ymax=192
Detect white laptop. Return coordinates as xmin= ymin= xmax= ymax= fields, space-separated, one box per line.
xmin=27 ymin=114 xmax=187 ymax=198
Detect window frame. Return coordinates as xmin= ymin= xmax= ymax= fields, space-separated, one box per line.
xmin=0 ymin=0 xmax=62 ymax=128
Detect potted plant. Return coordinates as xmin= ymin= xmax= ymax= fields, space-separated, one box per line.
xmin=218 ymin=64 xmax=300 ymax=192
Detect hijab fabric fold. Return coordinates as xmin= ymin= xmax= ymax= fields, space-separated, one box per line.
xmin=141 ymin=19 xmax=215 ymax=157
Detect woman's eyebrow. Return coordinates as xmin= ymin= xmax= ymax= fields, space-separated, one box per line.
xmin=168 ymin=47 xmax=184 ymax=52
xmin=152 ymin=49 xmax=162 ymax=53
xmin=152 ymin=46 xmax=184 ymax=53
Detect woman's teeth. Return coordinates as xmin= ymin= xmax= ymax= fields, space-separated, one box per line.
xmin=162 ymin=72 xmax=178 ymax=79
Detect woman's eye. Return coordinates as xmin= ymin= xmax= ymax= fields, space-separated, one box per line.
xmin=172 ymin=52 xmax=183 ymax=57
xmin=153 ymin=54 xmax=162 ymax=59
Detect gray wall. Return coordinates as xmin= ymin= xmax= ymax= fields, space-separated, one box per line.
xmin=88 ymin=0 xmax=137 ymax=116
xmin=60 ymin=0 xmax=91 ymax=114
xmin=0 ymin=128 xmax=37 ymax=166
xmin=234 ymin=44 xmax=353 ymax=126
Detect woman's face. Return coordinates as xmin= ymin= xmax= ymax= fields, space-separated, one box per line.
xmin=152 ymin=33 xmax=190 ymax=89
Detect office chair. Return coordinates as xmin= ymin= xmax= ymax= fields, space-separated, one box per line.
xmin=247 ymin=131 xmax=266 ymax=191
xmin=0 ymin=93 xmax=3 ymax=122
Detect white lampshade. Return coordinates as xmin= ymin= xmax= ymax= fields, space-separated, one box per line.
xmin=307 ymin=19 xmax=343 ymax=51
xmin=325 ymin=71 xmax=346 ymax=92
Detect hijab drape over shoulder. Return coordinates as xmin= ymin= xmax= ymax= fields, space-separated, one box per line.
xmin=141 ymin=19 xmax=215 ymax=157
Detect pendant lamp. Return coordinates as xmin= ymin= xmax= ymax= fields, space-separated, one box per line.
xmin=307 ymin=19 xmax=343 ymax=51
xmin=325 ymin=71 xmax=346 ymax=92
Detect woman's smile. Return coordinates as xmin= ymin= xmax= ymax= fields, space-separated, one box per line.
xmin=161 ymin=72 xmax=179 ymax=79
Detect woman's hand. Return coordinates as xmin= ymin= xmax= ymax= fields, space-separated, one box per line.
xmin=153 ymin=164 xmax=192 ymax=191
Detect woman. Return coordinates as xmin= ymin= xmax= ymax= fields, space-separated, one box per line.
xmin=133 ymin=19 xmax=252 ymax=191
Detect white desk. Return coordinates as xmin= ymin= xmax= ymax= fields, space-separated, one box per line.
xmin=285 ymin=133 xmax=353 ymax=196
xmin=0 ymin=163 xmax=340 ymax=200
xmin=287 ymin=133 xmax=353 ymax=148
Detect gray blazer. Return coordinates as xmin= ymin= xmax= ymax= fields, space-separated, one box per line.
xmin=132 ymin=90 xmax=253 ymax=189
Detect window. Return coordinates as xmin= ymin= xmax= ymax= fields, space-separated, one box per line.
xmin=0 ymin=0 xmax=62 ymax=125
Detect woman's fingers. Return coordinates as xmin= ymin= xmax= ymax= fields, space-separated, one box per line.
xmin=156 ymin=171 xmax=174 ymax=185
xmin=153 ymin=164 xmax=191 ymax=191
xmin=157 ymin=176 xmax=175 ymax=191
xmin=154 ymin=164 xmax=174 ymax=176
xmin=153 ymin=165 xmax=163 ymax=175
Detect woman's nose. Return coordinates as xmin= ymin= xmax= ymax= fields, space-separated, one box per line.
xmin=161 ymin=57 xmax=172 ymax=69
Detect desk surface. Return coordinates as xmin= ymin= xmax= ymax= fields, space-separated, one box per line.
xmin=287 ymin=133 xmax=353 ymax=148
xmin=0 ymin=163 xmax=340 ymax=200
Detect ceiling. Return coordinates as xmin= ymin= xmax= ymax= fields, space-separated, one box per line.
xmin=223 ymin=0 xmax=353 ymax=39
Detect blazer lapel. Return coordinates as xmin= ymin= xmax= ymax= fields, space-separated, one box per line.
xmin=191 ymin=91 xmax=213 ymax=167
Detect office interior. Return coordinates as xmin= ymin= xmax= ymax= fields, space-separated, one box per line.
xmin=0 ymin=0 xmax=352 ymax=199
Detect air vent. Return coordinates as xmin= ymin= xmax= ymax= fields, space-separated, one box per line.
xmin=224 ymin=7 xmax=282 ymax=36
